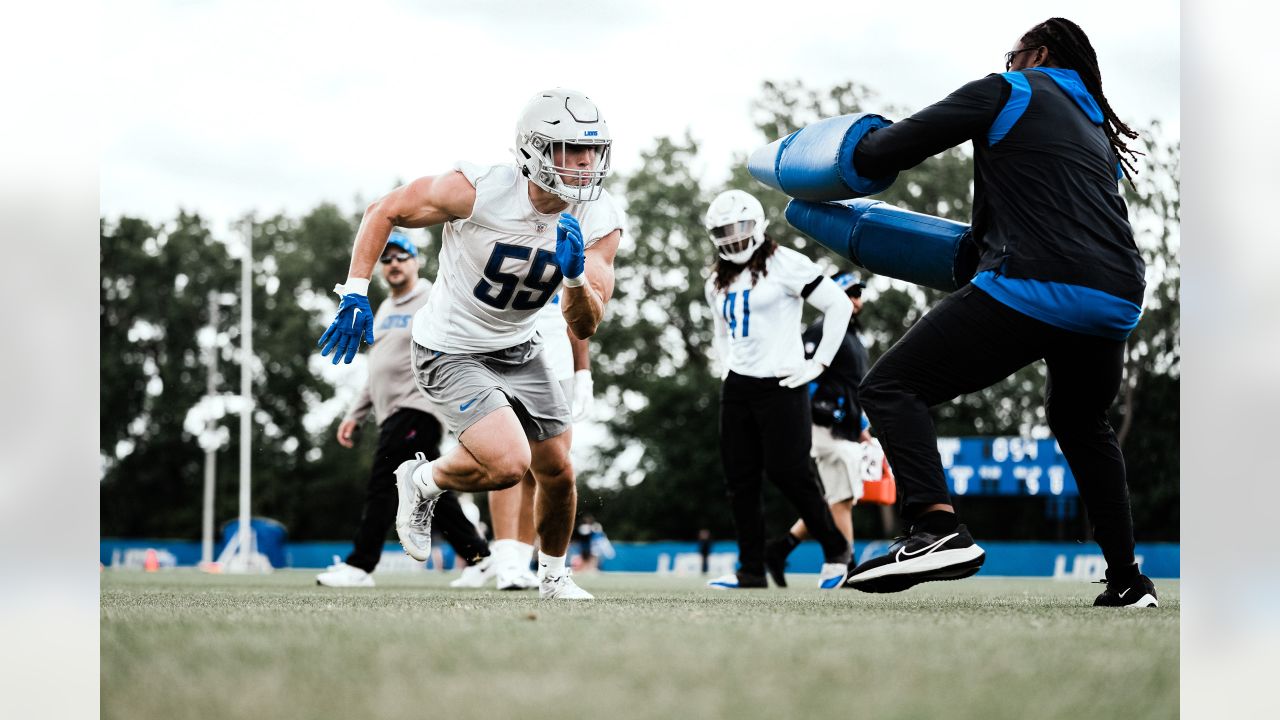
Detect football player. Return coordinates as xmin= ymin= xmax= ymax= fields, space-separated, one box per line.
xmin=702 ymin=189 xmax=853 ymax=590
xmin=318 ymin=89 xmax=624 ymax=600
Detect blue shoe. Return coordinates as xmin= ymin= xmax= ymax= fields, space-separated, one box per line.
xmin=707 ymin=572 xmax=767 ymax=589
xmin=817 ymin=563 xmax=847 ymax=589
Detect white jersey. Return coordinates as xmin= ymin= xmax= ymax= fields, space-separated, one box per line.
xmin=705 ymin=246 xmax=824 ymax=379
xmin=535 ymin=292 xmax=574 ymax=381
xmin=413 ymin=162 xmax=625 ymax=353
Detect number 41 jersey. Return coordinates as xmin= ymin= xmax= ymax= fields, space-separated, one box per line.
xmin=705 ymin=246 xmax=825 ymax=379
xmin=413 ymin=161 xmax=625 ymax=354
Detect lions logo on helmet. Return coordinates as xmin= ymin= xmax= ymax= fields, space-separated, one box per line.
xmin=515 ymin=88 xmax=612 ymax=203
xmin=705 ymin=189 xmax=768 ymax=264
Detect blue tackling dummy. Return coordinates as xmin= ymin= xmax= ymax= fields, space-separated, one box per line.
xmin=749 ymin=112 xmax=978 ymax=292
xmin=747 ymin=113 xmax=898 ymax=201
xmin=785 ymin=199 xmax=978 ymax=292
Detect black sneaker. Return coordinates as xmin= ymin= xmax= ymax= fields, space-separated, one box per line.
xmin=1093 ymin=572 xmax=1159 ymax=608
xmin=763 ymin=538 xmax=792 ymax=588
xmin=844 ymin=523 xmax=985 ymax=593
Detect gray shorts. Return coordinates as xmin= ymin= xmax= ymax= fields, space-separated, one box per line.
xmin=411 ymin=338 xmax=571 ymax=442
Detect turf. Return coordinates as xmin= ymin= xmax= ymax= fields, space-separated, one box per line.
xmin=101 ymin=570 xmax=1178 ymax=720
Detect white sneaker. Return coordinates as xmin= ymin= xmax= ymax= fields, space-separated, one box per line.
xmin=449 ymin=556 xmax=494 ymax=588
xmin=323 ymin=555 xmax=344 ymax=572
xmin=496 ymin=564 xmax=539 ymax=591
xmin=316 ymin=562 xmax=375 ymax=588
xmin=394 ymin=453 xmax=439 ymax=562
xmin=540 ymin=570 xmax=593 ymax=600
xmin=818 ymin=563 xmax=848 ymax=589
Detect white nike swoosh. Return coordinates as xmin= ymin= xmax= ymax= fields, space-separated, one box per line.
xmin=351 ymin=308 xmax=361 ymax=329
xmin=895 ymin=533 xmax=959 ymax=562
xmin=1119 ymin=588 xmax=1131 ymax=599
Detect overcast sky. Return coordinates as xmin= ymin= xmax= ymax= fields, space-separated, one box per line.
xmin=101 ymin=0 xmax=1178 ymax=232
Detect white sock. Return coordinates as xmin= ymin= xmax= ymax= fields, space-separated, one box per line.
xmin=514 ymin=541 xmax=536 ymax=569
xmin=539 ymin=552 xmax=567 ymax=578
xmin=411 ymin=460 xmax=442 ymax=499
xmin=490 ymin=539 xmax=516 ymax=570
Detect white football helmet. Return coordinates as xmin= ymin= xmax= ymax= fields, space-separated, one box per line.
xmin=705 ymin=189 xmax=768 ymax=264
xmin=515 ymin=88 xmax=612 ymax=203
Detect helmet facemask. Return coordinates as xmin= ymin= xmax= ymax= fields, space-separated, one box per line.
xmin=711 ymin=220 xmax=765 ymax=264
xmin=519 ymin=135 xmax=612 ymax=203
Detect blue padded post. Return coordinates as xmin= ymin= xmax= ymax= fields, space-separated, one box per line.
xmin=748 ymin=113 xmax=898 ymax=201
xmin=785 ymin=199 xmax=979 ymax=292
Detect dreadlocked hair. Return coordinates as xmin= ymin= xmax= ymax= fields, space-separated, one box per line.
xmin=1021 ymin=17 xmax=1143 ymax=185
xmin=712 ymin=236 xmax=778 ymax=292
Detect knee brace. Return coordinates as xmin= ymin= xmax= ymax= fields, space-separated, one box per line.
xmin=748 ymin=113 xmax=898 ymax=201
xmin=785 ymin=199 xmax=980 ymax=292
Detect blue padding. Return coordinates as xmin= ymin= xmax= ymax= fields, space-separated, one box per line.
xmin=785 ymin=199 xmax=977 ymax=292
xmin=989 ymin=72 xmax=1032 ymax=145
xmin=748 ymin=113 xmax=898 ymax=201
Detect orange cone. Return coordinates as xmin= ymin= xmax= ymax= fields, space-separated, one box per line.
xmin=143 ymin=548 xmax=160 ymax=573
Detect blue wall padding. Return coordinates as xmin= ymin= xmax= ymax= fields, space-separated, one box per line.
xmin=748 ymin=113 xmax=898 ymax=201
xmin=786 ymin=199 xmax=979 ymax=292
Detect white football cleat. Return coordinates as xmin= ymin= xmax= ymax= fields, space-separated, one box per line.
xmin=497 ymin=564 xmax=539 ymax=591
xmin=315 ymin=562 xmax=375 ymax=588
xmin=540 ymin=571 xmax=593 ymax=600
xmin=394 ymin=453 xmax=439 ymax=562
xmin=449 ymin=556 xmax=494 ymax=588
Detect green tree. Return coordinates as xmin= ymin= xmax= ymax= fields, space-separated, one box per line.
xmin=102 ymin=206 xmax=372 ymax=539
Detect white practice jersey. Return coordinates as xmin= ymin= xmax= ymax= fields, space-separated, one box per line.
xmin=535 ymin=292 xmax=574 ymax=381
xmin=705 ymin=246 xmax=824 ymax=379
xmin=413 ymin=161 xmax=625 ymax=353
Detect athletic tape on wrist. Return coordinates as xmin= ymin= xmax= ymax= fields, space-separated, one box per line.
xmin=336 ymin=277 xmax=370 ymax=296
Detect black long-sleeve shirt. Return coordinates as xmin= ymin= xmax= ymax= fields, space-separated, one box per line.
xmin=803 ymin=320 xmax=868 ymax=441
xmin=854 ymin=70 xmax=1145 ymax=305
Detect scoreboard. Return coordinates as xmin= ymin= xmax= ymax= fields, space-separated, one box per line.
xmin=937 ymin=437 xmax=1078 ymax=497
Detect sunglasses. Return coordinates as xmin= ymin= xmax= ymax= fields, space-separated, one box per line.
xmin=1004 ymin=46 xmax=1043 ymax=71
xmin=380 ymin=252 xmax=414 ymax=264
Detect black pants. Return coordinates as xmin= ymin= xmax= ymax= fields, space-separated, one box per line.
xmin=859 ymin=285 xmax=1136 ymax=572
xmin=346 ymin=409 xmax=490 ymax=573
xmin=719 ymin=373 xmax=850 ymax=575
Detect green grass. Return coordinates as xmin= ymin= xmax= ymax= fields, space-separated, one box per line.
xmin=101 ymin=570 xmax=1178 ymax=720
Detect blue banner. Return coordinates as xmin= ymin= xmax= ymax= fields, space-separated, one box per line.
xmin=101 ymin=538 xmax=1178 ymax=579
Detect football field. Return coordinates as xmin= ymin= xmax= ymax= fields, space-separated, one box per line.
xmin=102 ymin=570 xmax=1178 ymax=720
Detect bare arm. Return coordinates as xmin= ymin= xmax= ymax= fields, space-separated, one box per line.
xmin=568 ymin=328 xmax=590 ymax=372
xmin=344 ymin=171 xmax=476 ymax=283
xmin=560 ymin=229 xmax=620 ymax=339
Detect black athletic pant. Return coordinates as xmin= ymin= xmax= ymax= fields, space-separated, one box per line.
xmin=859 ymin=285 xmax=1136 ymax=575
xmin=346 ymin=409 xmax=490 ymax=573
xmin=719 ymin=373 xmax=851 ymax=576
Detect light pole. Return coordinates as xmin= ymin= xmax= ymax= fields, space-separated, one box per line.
xmin=198 ymin=291 xmax=237 ymax=570
xmin=231 ymin=222 xmax=258 ymax=572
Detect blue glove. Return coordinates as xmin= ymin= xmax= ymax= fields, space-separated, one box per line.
xmin=317 ymin=290 xmax=375 ymax=364
xmin=555 ymin=212 xmax=586 ymax=281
